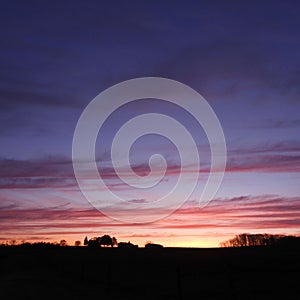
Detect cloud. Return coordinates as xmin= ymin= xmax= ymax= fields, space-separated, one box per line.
xmin=1 ymin=194 xmax=299 ymax=242
xmin=158 ymin=195 xmax=300 ymax=231
xmin=0 ymin=137 xmax=299 ymax=192
xmin=254 ymin=119 xmax=300 ymax=129
xmin=1 ymin=0 xmax=299 ymax=117
xmin=0 ymin=156 xmax=74 ymax=188
xmin=226 ymin=154 xmax=300 ymax=173
xmin=230 ymin=141 xmax=300 ymax=155
xmin=226 ymin=140 xmax=300 ymax=173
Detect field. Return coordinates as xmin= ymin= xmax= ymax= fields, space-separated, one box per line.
xmin=1 ymin=246 xmax=299 ymax=299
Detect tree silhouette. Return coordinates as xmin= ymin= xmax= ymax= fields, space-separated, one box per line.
xmin=87 ymin=237 xmax=101 ymax=247
xmin=84 ymin=236 xmax=88 ymax=246
xmin=100 ymin=235 xmax=113 ymax=247
xmin=75 ymin=240 xmax=81 ymax=246
xmin=112 ymin=237 xmax=118 ymax=247
xmin=220 ymin=233 xmax=300 ymax=247
xmin=60 ymin=240 xmax=67 ymax=246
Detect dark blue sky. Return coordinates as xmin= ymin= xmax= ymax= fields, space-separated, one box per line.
xmin=0 ymin=0 xmax=299 ymax=246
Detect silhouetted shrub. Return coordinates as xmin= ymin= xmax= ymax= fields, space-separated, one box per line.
xmin=145 ymin=243 xmax=164 ymax=250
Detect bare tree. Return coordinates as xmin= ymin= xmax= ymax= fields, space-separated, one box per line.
xmin=220 ymin=233 xmax=297 ymax=247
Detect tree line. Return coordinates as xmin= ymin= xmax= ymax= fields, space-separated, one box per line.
xmin=220 ymin=233 xmax=300 ymax=248
xmin=1 ymin=234 xmax=123 ymax=248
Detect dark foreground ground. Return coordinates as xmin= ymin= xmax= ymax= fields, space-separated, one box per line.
xmin=1 ymin=246 xmax=299 ymax=300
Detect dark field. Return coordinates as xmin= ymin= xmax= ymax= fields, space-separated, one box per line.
xmin=1 ymin=246 xmax=299 ymax=300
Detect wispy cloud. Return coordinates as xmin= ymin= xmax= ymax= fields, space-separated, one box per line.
xmin=1 ymin=195 xmax=299 ymax=244
xmin=1 ymin=138 xmax=299 ymax=192
xmin=253 ymin=119 xmax=300 ymax=130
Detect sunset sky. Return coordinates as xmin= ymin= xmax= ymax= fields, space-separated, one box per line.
xmin=1 ymin=0 xmax=300 ymax=247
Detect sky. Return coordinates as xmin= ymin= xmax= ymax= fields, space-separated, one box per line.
xmin=0 ymin=0 xmax=300 ymax=247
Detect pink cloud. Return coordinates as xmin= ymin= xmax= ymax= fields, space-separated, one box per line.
xmin=1 ymin=195 xmax=299 ymax=245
